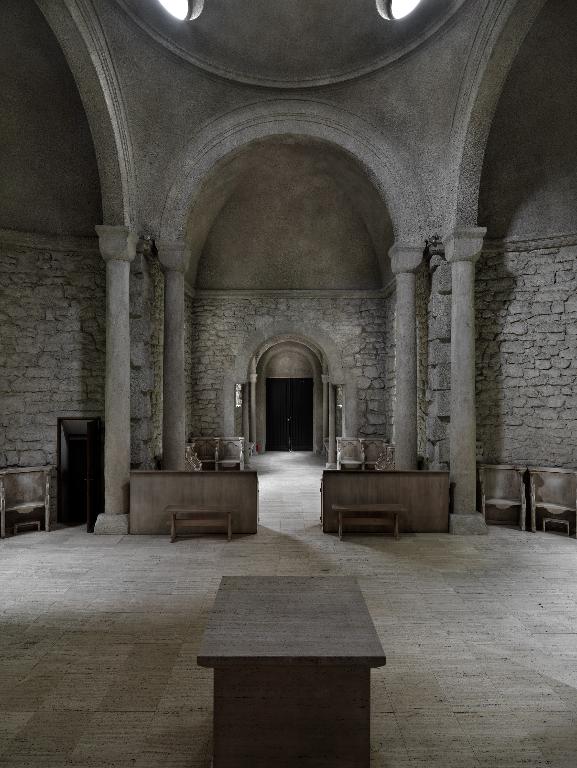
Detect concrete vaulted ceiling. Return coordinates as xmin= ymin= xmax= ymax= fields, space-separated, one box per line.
xmin=187 ymin=136 xmax=393 ymax=291
xmin=116 ymin=0 xmax=467 ymax=87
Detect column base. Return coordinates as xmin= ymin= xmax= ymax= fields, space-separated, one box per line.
xmin=326 ymin=462 xmax=336 ymax=470
xmin=450 ymin=513 xmax=487 ymax=535
xmin=94 ymin=513 xmax=129 ymax=535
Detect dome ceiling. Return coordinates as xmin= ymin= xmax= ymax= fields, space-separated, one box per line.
xmin=116 ymin=0 xmax=467 ymax=88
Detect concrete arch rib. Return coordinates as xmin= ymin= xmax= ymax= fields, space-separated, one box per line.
xmin=36 ymin=0 xmax=136 ymax=227
xmin=159 ymin=99 xmax=431 ymax=249
xmin=231 ymin=324 xmax=344 ymax=385
xmin=446 ymin=0 xmax=547 ymax=232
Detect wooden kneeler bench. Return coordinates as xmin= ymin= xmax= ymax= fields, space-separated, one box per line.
xmin=333 ymin=504 xmax=406 ymax=541
xmin=168 ymin=506 xmax=234 ymax=542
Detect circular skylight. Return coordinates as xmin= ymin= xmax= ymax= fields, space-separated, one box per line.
xmin=157 ymin=0 xmax=204 ymax=21
xmin=376 ymin=0 xmax=422 ymax=20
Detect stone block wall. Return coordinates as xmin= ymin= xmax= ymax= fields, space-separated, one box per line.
xmin=186 ymin=293 xmax=395 ymax=440
xmin=476 ymin=241 xmax=577 ymax=467
xmin=0 ymin=232 xmax=106 ymax=518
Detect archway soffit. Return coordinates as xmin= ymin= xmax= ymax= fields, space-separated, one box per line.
xmin=159 ymin=99 xmax=432 ymax=253
xmin=446 ymin=0 xmax=547 ymax=231
xmin=36 ymin=0 xmax=137 ymax=228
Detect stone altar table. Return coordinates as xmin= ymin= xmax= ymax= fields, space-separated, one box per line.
xmin=198 ymin=576 xmax=386 ymax=768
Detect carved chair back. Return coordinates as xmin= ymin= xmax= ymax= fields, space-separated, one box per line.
xmin=184 ymin=446 xmax=203 ymax=471
xmin=336 ymin=438 xmax=364 ymax=469
xmin=478 ymin=465 xmax=524 ymax=502
xmin=529 ymin=467 xmax=577 ymax=535
xmin=362 ymin=439 xmax=394 ymax=470
xmin=189 ymin=437 xmax=219 ymax=464
xmin=374 ymin=446 xmax=396 ymax=472
xmin=530 ymin=468 xmax=577 ymax=510
xmin=0 ymin=467 xmax=51 ymax=538
xmin=218 ymin=438 xmax=245 ymax=470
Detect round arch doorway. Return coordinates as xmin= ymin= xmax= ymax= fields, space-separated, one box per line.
xmin=257 ymin=340 xmax=323 ymax=454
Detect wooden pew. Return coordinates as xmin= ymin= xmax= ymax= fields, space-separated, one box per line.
xmin=130 ymin=470 xmax=258 ymax=535
xmin=321 ymin=470 xmax=449 ymax=534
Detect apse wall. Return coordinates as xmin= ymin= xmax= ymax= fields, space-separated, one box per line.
xmin=474 ymin=0 xmax=577 ymax=469
xmin=185 ymin=295 xmax=396 ymax=442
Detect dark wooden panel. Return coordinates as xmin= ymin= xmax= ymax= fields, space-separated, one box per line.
xmin=290 ymin=377 xmax=313 ymax=451
xmin=213 ymin=666 xmax=370 ymax=768
xmin=322 ymin=471 xmax=449 ymax=534
xmin=266 ymin=378 xmax=290 ymax=451
xmin=130 ymin=471 xmax=259 ymax=535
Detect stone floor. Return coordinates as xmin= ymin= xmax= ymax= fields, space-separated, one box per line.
xmin=1 ymin=451 xmax=577 ymax=767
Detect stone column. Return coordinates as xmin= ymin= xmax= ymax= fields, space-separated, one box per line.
xmin=250 ymin=367 xmax=258 ymax=449
xmin=445 ymin=226 xmax=487 ymax=534
xmin=327 ymin=383 xmax=336 ymax=468
xmin=94 ymin=225 xmax=137 ymax=534
xmin=322 ymin=373 xmax=329 ymax=443
xmin=390 ymin=244 xmax=423 ymax=471
xmin=158 ymin=243 xmax=187 ymax=471
xmin=242 ymin=382 xmax=250 ymax=463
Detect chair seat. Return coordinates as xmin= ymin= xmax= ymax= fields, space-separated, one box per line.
xmin=340 ymin=459 xmax=363 ymax=466
xmin=486 ymin=498 xmax=521 ymax=509
xmin=535 ymin=502 xmax=574 ymax=515
xmin=5 ymin=501 xmax=45 ymax=513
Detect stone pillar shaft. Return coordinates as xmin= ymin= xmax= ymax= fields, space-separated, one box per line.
xmin=242 ymin=382 xmax=250 ymax=460
xmin=250 ymin=373 xmax=258 ymax=447
xmin=95 ymin=225 xmax=137 ymax=535
xmin=242 ymin=383 xmax=250 ymax=439
xmin=445 ymin=227 xmax=487 ymax=534
xmin=159 ymin=244 xmax=187 ymax=471
xmin=390 ymin=244 xmax=423 ymax=471
xmin=327 ymin=383 xmax=336 ymax=468
xmin=322 ymin=374 xmax=329 ymax=440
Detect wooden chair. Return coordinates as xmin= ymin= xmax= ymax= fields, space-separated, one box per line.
xmin=216 ymin=438 xmax=245 ymax=471
xmin=336 ymin=438 xmax=364 ymax=470
xmin=0 ymin=467 xmax=51 ymax=538
xmin=361 ymin=439 xmax=395 ymax=471
xmin=529 ymin=467 xmax=577 ymax=537
xmin=478 ymin=464 xmax=526 ymax=530
xmin=188 ymin=437 xmax=219 ymax=471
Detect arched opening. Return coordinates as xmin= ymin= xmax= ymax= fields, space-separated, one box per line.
xmin=255 ymin=339 xmax=323 ymax=454
xmin=184 ymin=134 xmax=396 ymax=452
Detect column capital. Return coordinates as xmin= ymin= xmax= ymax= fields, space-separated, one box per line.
xmin=95 ymin=225 xmax=137 ymax=263
xmin=322 ymin=374 xmax=329 ymax=385
xmin=389 ymin=243 xmax=423 ymax=275
xmin=157 ymin=240 xmax=189 ymax=273
xmin=444 ymin=226 xmax=487 ymax=264
xmin=249 ymin=373 xmax=258 ymax=384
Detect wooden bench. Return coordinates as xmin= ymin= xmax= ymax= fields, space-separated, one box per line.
xmin=168 ymin=505 xmax=233 ymax=542
xmin=333 ymin=503 xmax=406 ymax=540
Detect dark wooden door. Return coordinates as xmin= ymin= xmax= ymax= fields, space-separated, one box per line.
xmin=266 ymin=378 xmax=313 ymax=451
xmin=266 ymin=379 xmax=291 ymax=451
xmin=290 ymin=378 xmax=314 ymax=450
xmin=57 ymin=417 xmax=103 ymax=531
